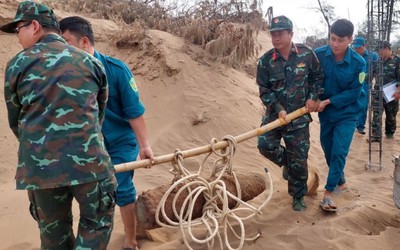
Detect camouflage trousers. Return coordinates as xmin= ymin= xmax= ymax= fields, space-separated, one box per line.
xmin=371 ymin=98 xmax=399 ymax=136
xmin=257 ymin=123 xmax=309 ymax=198
xmin=28 ymin=176 xmax=116 ymax=250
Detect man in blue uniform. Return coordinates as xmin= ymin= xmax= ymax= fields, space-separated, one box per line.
xmin=60 ymin=16 xmax=154 ymax=250
xmin=351 ymin=37 xmax=378 ymax=135
xmin=257 ymin=15 xmax=324 ymax=211
xmin=315 ymin=19 xmax=366 ymax=212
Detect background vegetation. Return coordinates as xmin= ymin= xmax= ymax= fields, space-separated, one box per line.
xmin=46 ymin=0 xmax=268 ymax=69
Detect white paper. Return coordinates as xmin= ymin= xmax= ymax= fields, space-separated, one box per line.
xmin=382 ymin=81 xmax=398 ymax=103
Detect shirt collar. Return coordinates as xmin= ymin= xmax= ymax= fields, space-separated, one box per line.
xmin=38 ymin=33 xmax=65 ymax=44
xmin=94 ymin=50 xmax=100 ymax=59
xmin=272 ymin=43 xmax=298 ymax=60
xmin=325 ymin=45 xmax=352 ymax=64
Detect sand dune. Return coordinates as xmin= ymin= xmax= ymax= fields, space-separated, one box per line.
xmin=0 ymin=1 xmax=399 ymax=249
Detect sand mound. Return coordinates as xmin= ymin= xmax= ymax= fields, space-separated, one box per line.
xmin=0 ymin=1 xmax=399 ymax=250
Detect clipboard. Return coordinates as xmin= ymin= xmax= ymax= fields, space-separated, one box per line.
xmin=382 ymin=81 xmax=398 ymax=102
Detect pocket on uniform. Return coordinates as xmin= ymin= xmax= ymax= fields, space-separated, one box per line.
xmin=269 ymin=72 xmax=285 ymax=91
xmin=294 ymin=71 xmax=307 ymax=83
xmin=98 ymin=177 xmax=116 ymax=213
xmin=340 ymin=73 xmax=355 ymax=88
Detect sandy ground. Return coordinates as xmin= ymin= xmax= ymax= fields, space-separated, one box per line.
xmin=0 ymin=1 xmax=399 ymax=249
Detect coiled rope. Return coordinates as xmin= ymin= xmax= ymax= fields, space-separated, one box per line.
xmin=155 ymin=135 xmax=273 ymax=250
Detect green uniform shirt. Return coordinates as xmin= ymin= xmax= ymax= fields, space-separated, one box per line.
xmin=4 ymin=34 xmax=114 ymax=190
xmin=256 ymin=43 xmax=324 ymax=130
xmin=379 ymin=53 xmax=400 ymax=85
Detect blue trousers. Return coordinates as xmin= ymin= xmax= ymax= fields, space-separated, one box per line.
xmin=320 ymin=119 xmax=356 ymax=191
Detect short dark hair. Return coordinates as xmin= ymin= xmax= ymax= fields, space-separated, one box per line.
xmin=378 ymin=40 xmax=391 ymax=50
xmin=330 ymin=19 xmax=354 ymax=38
xmin=59 ymin=16 xmax=95 ymax=45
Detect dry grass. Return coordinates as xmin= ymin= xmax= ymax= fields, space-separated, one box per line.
xmin=46 ymin=0 xmax=267 ymax=68
xmin=111 ymin=22 xmax=147 ymax=50
xmin=205 ymin=23 xmax=258 ymax=66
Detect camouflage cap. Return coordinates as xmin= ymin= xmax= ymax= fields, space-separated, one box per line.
xmin=0 ymin=1 xmax=59 ymax=33
xmin=269 ymin=15 xmax=293 ymax=32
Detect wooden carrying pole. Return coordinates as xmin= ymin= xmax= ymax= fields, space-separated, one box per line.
xmin=115 ymin=107 xmax=308 ymax=172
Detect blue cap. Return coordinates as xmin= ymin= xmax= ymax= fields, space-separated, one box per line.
xmin=352 ymin=37 xmax=366 ymax=49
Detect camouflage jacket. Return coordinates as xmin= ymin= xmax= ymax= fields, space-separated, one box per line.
xmin=378 ymin=53 xmax=400 ymax=86
xmin=4 ymin=34 xmax=114 ymax=190
xmin=256 ymin=43 xmax=324 ymax=130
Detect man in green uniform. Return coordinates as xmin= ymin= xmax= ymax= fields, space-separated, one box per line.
xmin=1 ymin=1 xmax=116 ymax=249
xmin=371 ymin=41 xmax=400 ymax=140
xmin=256 ymin=15 xmax=324 ymax=211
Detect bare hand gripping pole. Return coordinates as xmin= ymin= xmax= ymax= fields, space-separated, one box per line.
xmin=114 ymin=107 xmax=308 ymax=172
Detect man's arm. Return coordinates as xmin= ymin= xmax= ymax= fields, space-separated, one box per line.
xmin=307 ymin=50 xmax=325 ymax=112
xmin=256 ymin=56 xmax=284 ymax=114
xmin=128 ymin=115 xmax=153 ymax=162
xmin=91 ymin=57 xmax=109 ymax=125
xmin=4 ymin=66 xmax=22 ymax=138
xmin=393 ymin=56 xmax=400 ymax=100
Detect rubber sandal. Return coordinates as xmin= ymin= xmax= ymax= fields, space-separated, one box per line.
xmin=320 ymin=197 xmax=337 ymax=212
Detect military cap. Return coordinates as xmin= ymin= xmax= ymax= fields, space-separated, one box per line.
xmin=0 ymin=1 xmax=59 ymax=33
xmin=352 ymin=37 xmax=366 ymax=49
xmin=269 ymin=15 xmax=293 ymax=32
xmin=378 ymin=40 xmax=391 ymax=49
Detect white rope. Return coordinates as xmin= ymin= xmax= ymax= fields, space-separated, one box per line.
xmin=155 ymin=135 xmax=274 ymax=250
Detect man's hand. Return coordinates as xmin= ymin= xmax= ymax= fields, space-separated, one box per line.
xmin=138 ymin=146 xmax=154 ymax=169
xmin=317 ymin=99 xmax=331 ymax=112
xmin=393 ymin=88 xmax=400 ymax=101
xmin=278 ymin=110 xmax=289 ymax=124
xmin=305 ymin=99 xmax=317 ymax=113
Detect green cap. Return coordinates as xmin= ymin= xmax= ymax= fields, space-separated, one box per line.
xmin=269 ymin=15 xmax=293 ymax=32
xmin=0 ymin=1 xmax=59 ymax=33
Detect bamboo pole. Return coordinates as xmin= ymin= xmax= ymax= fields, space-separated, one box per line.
xmin=115 ymin=107 xmax=308 ymax=172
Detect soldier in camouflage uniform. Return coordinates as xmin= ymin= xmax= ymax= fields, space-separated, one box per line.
xmin=1 ymin=1 xmax=116 ymax=249
xmin=315 ymin=19 xmax=366 ymax=212
xmin=256 ymin=15 xmax=324 ymax=211
xmin=371 ymin=41 xmax=400 ymax=141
